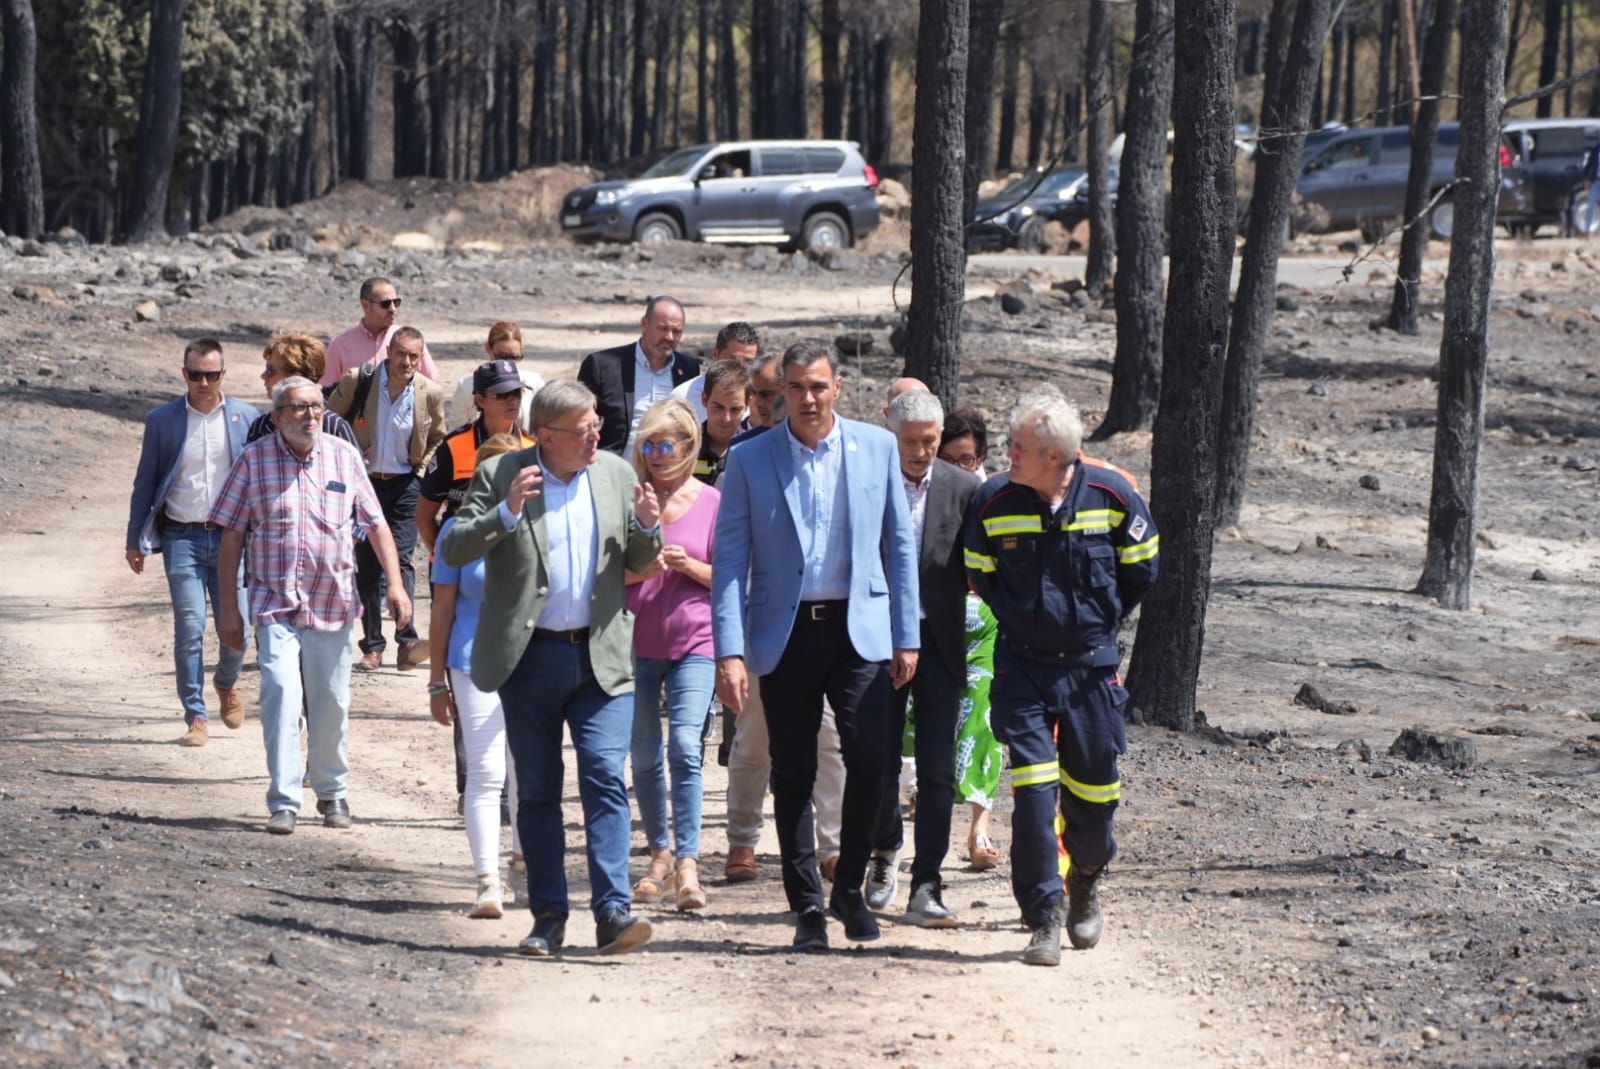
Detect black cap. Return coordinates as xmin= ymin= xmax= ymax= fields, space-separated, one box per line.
xmin=473 ymin=359 xmax=522 ymax=395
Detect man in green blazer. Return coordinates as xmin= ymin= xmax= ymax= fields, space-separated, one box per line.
xmin=440 ymin=379 xmax=662 ymax=958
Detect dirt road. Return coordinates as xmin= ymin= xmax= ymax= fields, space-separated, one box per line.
xmin=2 ymin=228 xmax=1598 ymax=1068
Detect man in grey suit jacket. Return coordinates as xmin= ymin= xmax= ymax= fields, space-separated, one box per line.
xmin=125 ymin=339 xmax=257 ymax=746
xmin=869 ymin=389 xmax=982 ymax=927
xmin=712 ymin=341 xmax=920 ymax=952
xmin=440 ymin=380 xmax=662 ymax=958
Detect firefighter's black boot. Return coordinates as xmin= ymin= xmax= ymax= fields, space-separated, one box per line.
xmin=1067 ymin=865 xmax=1104 ymax=949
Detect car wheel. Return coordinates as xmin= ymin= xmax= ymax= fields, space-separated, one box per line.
xmin=1569 ymin=191 xmax=1599 ymax=236
xmin=1016 ymin=215 xmax=1048 ymax=253
xmin=1427 ymin=195 xmax=1454 ymax=241
xmin=634 ymin=212 xmax=682 ymax=244
xmin=801 ymin=211 xmax=849 ymax=250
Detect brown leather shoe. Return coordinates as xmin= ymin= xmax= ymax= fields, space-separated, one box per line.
xmin=178 ymin=720 xmax=208 ymax=747
xmin=724 ymin=847 xmax=758 ymax=883
xmin=356 ymin=650 xmax=382 ymax=672
xmin=396 ymin=639 xmax=430 ymax=670
xmin=216 ymin=685 xmax=244 ymax=730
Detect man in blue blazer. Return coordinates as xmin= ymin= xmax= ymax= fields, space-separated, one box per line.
xmin=125 ymin=339 xmax=258 ymax=746
xmin=712 ymin=340 xmax=920 ymax=951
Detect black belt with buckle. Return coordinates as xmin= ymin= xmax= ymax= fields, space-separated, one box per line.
xmin=533 ymin=627 xmax=590 ymax=645
xmin=799 ymin=600 xmax=847 ymax=622
xmin=1007 ymin=639 xmax=1119 ymax=669
xmin=162 ymin=514 xmax=220 ymax=533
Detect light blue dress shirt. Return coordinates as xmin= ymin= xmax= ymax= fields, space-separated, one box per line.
xmin=788 ymin=418 xmax=852 ymax=601
xmin=497 ymin=448 xmax=597 ymax=630
xmin=372 ymin=364 xmax=416 ymax=474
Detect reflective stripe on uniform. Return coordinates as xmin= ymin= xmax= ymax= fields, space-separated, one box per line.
xmin=964 ymin=548 xmax=998 ymax=573
xmin=1012 ymin=762 xmax=1059 ymax=789
xmin=693 ymin=458 xmax=715 ymax=478
xmin=1117 ymin=535 xmax=1160 ymax=564
xmin=982 ymin=514 xmax=1046 ymax=537
xmin=1062 ymin=507 xmax=1125 ymax=533
xmin=1061 ymin=770 xmax=1121 ymax=804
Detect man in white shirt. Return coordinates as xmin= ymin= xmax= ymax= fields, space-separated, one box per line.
xmin=670 ymin=321 xmax=761 ymax=422
xmin=125 ymin=339 xmax=259 ymax=747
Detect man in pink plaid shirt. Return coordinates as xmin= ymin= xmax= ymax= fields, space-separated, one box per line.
xmin=213 ymin=376 xmax=412 ymax=836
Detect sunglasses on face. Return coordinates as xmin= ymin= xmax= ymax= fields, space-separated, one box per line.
xmin=185 ymin=369 xmax=223 ymax=383
xmin=640 ymin=439 xmax=681 ymax=457
xmin=369 ymin=297 xmax=402 ymax=310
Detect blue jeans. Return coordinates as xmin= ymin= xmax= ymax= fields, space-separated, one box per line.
xmin=630 ymin=653 xmax=715 ymax=858
xmin=256 ymin=621 xmax=354 ymax=814
xmin=499 ymin=636 xmax=634 ymax=921
xmin=161 ymin=526 xmax=245 ymax=724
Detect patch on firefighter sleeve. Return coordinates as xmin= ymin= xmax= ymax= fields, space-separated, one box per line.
xmin=1128 ymin=516 xmax=1148 ymax=541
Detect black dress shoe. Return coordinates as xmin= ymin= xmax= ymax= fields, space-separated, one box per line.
xmin=596 ymin=908 xmax=653 ymax=956
xmin=316 ymin=798 xmax=352 ymax=829
xmin=828 ymin=888 xmax=881 ymax=943
xmin=792 ymin=907 xmax=829 ymax=952
xmin=518 ymin=913 xmax=567 ymax=957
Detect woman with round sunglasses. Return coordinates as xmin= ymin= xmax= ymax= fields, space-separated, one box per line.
xmin=624 ymin=399 xmax=720 ymax=911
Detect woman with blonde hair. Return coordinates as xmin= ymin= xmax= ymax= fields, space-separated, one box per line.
xmin=624 ymin=399 xmax=720 ymax=911
xmin=427 ymin=433 xmax=524 ymax=918
xmin=447 ymin=321 xmax=544 ymax=428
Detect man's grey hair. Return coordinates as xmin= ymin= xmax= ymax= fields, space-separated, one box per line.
xmin=272 ymin=376 xmax=321 ymax=408
xmin=780 ymin=339 xmax=838 ymax=378
xmin=887 ymin=389 xmax=944 ymax=430
xmin=390 ymin=325 xmax=424 ymax=349
xmin=531 ymin=380 xmax=598 ymax=431
xmin=1009 ymin=393 xmax=1083 ymax=460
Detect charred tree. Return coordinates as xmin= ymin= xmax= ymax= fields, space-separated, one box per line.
xmin=962 ymin=0 xmax=1002 ymax=226
xmin=0 ymin=0 xmax=44 ymax=240
xmin=821 ymin=0 xmax=844 ymax=138
xmin=1215 ymin=0 xmax=1335 ymax=526
xmin=997 ymin=17 xmax=1020 ymax=171
xmin=1416 ymin=0 xmax=1508 ymax=609
xmin=630 ymin=0 xmax=650 ymax=157
xmin=1124 ymin=0 xmax=1237 ymax=733
xmin=123 ymin=0 xmax=187 ymax=241
xmin=1537 ymin=0 xmax=1560 ymax=117
xmin=337 ymin=15 xmax=378 ymax=181
xmin=906 ymin=0 xmax=970 ymax=409
xmin=718 ymin=0 xmax=739 ymax=139
xmin=1098 ymin=0 xmax=1174 ymax=439
xmin=1085 ymin=0 xmax=1117 ymax=295
xmin=393 ymin=17 xmax=429 ymax=178
xmin=1327 ymin=17 xmax=1346 ymax=123
xmin=1388 ymin=0 xmax=1459 ymax=334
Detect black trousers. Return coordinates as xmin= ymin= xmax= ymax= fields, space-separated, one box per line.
xmin=872 ymin=621 xmax=961 ymax=888
xmin=355 ymin=473 xmax=420 ymax=654
xmin=759 ymin=608 xmax=892 ymax=914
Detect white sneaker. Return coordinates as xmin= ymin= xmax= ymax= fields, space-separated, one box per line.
xmin=469 ymin=877 xmax=504 ymax=919
xmin=904 ymin=882 xmax=959 ymax=928
xmin=866 ymin=850 xmax=899 ymax=910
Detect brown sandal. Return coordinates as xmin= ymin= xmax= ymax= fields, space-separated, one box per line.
xmin=632 ymin=849 xmax=676 ymax=903
xmin=968 ymin=832 xmax=1000 ymax=872
xmin=675 ymin=857 xmax=708 ymax=911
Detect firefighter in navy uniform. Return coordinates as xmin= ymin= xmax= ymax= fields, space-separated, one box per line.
xmin=962 ymin=393 xmax=1158 ymax=966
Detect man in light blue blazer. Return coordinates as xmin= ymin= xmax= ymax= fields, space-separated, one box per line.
xmin=125 ymin=339 xmax=258 ymax=746
xmin=712 ymin=340 xmax=920 ymax=951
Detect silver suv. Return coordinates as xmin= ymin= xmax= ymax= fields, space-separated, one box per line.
xmin=560 ymin=140 xmax=881 ymax=250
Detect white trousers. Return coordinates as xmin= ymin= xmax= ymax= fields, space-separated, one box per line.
xmin=449 ymin=667 xmax=520 ymax=878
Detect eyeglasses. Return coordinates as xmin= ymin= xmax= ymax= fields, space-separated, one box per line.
xmin=368 ymin=297 xmax=402 ymax=310
xmin=545 ymin=422 xmax=602 ymax=440
xmin=639 ymin=439 xmax=683 ymax=457
xmin=942 ymin=453 xmax=980 ymax=472
xmin=276 ymin=401 xmax=326 ymax=416
xmin=185 ymin=369 xmax=223 ymax=383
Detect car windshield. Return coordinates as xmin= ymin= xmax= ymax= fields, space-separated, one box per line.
xmin=640 ymin=147 xmax=708 ymax=179
xmin=998 ymin=170 xmax=1083 ymax=199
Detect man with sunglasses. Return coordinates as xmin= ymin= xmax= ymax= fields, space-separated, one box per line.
xmin=322 ymin=276 xmax=439 ymax=387
xmin=126 ymin=339 xmax=259 ymax=747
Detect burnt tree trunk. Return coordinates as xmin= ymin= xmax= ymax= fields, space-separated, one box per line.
xmin=696 ymin=0 xmax=710 ymax=140
xmin=1343 ymin=20 xmax=1357 ymax=122
xmin=1085 ymin=0 xmax=1117 ymax=295
xmin=393 ymin=17 xmax=429 ymax=177
xmin=869 ymin=34 xmax=893 ymax=165
xmin=1098 ymin=0 xmax=1174 ymax=439
xmin=1378 ymin=0 xmax=1395 ymax=123
xmin=1026 ymin=59 xmax=1047 ymax=167
xmin=1416 ymin=0 xmax=1508 ymax=609
xmin=1536 ymin=0 xmax=1559 ymax=117
xmin=1215 ymin=0 xmax=1335 ymax=526
xmin=718 ymin=0 xmax=739 ymax=139
xmin=996 ymin=16 xmax=1020 ymax=171
xmin=338 ymin=15 xmax=378 ymax=181
xmin=906 ymin=0 xmax=969 ymax=409
xmin=1388 ymin=0 xmax=1458 ymax=334
xmin=962 ymin=0 xmax=1002 ymax=227
xmin=123 ymin=0 xmax=187 ymax=242
xmin=820 ymin=0 xmax=844 ymax=138
xmin=650 ymin=1 xmax=673 ymax=151
xmin=0 ymin=0 xmax=44 ymax=239
xmin=1124 ymin=0 xmax=1237 ymax=733
xmin=630 ymin=0 xmax=649 ymax=156
xmin=1327 ymin=18 xmax=1345 ymax=123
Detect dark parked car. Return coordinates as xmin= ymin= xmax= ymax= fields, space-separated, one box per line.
xmin=968 ymin=167 xmax=1117 ymax=252
xmin=559 ymin=139 xmax=880 ymax=249
xmin=1295 ymin=123 xmax=1529 ymax=241
xmin=1501 ymin=118 xmax=1600 ymax=235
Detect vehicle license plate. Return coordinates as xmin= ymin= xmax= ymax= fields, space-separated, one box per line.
xmin=562 ymin=214 xmax=581 ymax=227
